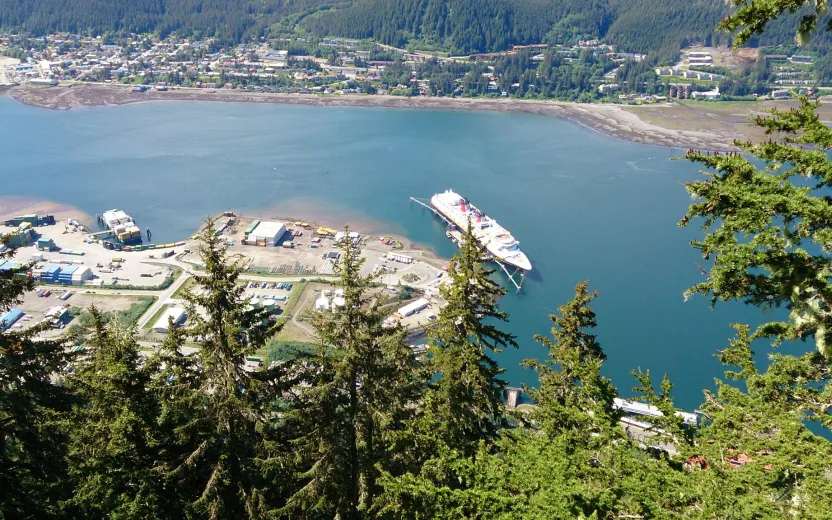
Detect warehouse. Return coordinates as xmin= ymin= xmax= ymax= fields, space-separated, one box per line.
xmin=0 ymin=261 xmax=21 ymax=272
xmin=44 ymin=306 xmax=69 ymax=328
xmin=57 ymin=265 xmax=78 ymax=284
xmin=71 ymin=266 xmax=93 ymax=285
xmin=395 ymin=298 xmax=429 ymax=318
xmin=152 ymin=307 xmax=187 ymax=333
xmin=0 ymin=308 xmax=24 ymax=330
xmin=248 ymin=221 xmax=287 ymax=246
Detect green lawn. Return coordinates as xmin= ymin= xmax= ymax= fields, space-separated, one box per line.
xmin=142 ymin=304 xmax=169 ymax=331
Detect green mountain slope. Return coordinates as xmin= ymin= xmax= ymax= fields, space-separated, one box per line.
xmin=0 ymin=0 xmax=826 ymax=58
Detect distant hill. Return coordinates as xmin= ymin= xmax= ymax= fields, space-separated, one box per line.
xmin=0 ymin=0 xmax=826 ymax=60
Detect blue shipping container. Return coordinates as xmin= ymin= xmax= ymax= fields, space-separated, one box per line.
xmin=0 ymin=308 xmax=23 ymax=330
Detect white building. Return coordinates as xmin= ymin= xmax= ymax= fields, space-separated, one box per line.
xmin=249 ymin=221 xmax=287 ymax=246
xmin=396 ymin=298 xmax=429 ymax=317
xmin=315 ymin=289 xmax=346 ymax=311
xmin=44 ymin=306 xmax=68 ymax=328
xmin=102 ymin=209 xmax=134 ymax=229
xmin=71 ymin=266 xmax=93 ymax=285
xmin=152 ymin=307 xmax=187 ymax=333
xmin=692 ymin=87 xmax=720 ymax=100
xmin=334 ymin=231 xmax=361 ymax=244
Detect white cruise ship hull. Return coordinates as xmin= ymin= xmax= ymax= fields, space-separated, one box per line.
xmin=430 ymin=192 xmax=531 ymax=272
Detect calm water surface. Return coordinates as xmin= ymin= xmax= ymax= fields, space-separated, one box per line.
xmin=0 ymin=96 xmax=782 ymax=409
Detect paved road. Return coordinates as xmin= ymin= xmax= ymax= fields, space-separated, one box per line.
xmin=290 ymin=285 xmax=318 ymax=339
xmin=136 ymin=272 xmax=192 ymax=329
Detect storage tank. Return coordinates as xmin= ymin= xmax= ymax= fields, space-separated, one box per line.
xmin=249 ymin=298 xmax=261 ymax=309
xmin=263 ymin=299 xmax=276 ymax=312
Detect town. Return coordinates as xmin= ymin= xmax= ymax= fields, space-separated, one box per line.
xmin=1 ymin=32 xmax=824 ymax=104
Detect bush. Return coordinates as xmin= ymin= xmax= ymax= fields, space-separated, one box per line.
xmin=268 ymin=339 xmax=319 ymax=363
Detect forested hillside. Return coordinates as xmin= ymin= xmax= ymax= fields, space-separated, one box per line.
xmin=0 ymin=0 xmax=764 ymax=58
xmin=0 ymin=0 xmax=332 ymax=42
xmin=0 ymin=0 xmax=829 ymax=63
xmin=301 ymin=0 xmax=614 ymax=54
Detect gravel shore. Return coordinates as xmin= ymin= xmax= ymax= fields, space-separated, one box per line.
xmin=4 ymin=84 xmax=782 ymax=151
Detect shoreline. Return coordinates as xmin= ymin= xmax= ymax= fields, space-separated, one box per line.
xmin=3 ymin=84 xmax=757 ymax=151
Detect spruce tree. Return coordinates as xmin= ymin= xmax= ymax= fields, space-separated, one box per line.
xmin=523 ymin=282 xmax=620 ymax=441
xmin=280 ymin=227 xmax=424 ymax=519
xmin=0 ymin=246 xmax=71 ymax=519
xmin=63 ymin=307 xmax=170 ymax=519
xmin=144 ymin=314 xmax=210 ymax=515
xmin=377 ymin=284 xmax=688 ymax=520
xmin=179 ymin=218 xmax=284 ymax=518
xmin=426 ymin=222 xmax=516 ymax=453
xmin=681 ymin=98 xmax=832 ymax=358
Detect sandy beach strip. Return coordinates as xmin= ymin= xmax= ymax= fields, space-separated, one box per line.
xmin=0 ymin=196 xmax=94 ymax=226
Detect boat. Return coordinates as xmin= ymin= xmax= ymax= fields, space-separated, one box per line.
xmin=100 ymin=209 xmax=142 ymax=244
xmin=430 ymin=190 xmax=531 ymax=272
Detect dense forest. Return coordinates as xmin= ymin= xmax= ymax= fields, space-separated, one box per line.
xmin=1 ymin=0 xmax=830 ymax=60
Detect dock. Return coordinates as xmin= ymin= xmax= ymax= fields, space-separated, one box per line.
xmin=506 ymin=387 xmax=522 ymax=409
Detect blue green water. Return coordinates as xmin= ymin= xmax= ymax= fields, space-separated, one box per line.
xmin=0 ymin=96 xmax=781 ymax=409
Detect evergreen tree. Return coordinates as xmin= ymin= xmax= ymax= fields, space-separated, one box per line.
xmin=678 ymin=324 xmax=832 ymax=518
xmin=721 ymin=0 xmax=832 ymax=46
xmin=377 ymin=282 xmax=688 ymax=519
xmin=522 ymin=282 xmax=620 ymax=441
xmin=179 ymin=218 xmax=284 ymax=518
xmin=681 ymin=98 xmax=832 ymax=359
xmin=63 ymin=307 xmax=170 ymax=518
xmin=426 ymin=222 xmax=516 ymax=454
xmin=0 ymin=246 xmax=71 ymax=519
xmin=280 ymin=227 xmax=424 ymax=519
xmin=144 ymin=314 xmax=210 ymax=515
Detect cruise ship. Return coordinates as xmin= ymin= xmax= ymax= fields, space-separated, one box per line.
xmin=430 ymin=190 xmax=532 ymax=272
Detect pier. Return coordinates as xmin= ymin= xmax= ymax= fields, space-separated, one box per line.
xmin=505 ymin=387 xmax=522 ymax=409
xmin=409 ymin=196 xmax=526 ymax=292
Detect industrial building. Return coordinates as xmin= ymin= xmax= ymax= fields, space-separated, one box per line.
xmin=395 ymin=298 xmax=429 ymax=318
xmin=0 ymin=261 xmax=21 ymax=273
xmin=40 ymin=265 xmax=62 ymax=283
xmin=5 ymin=222 xmax=35 ymax=247
xmin=36 ymin=238 xmax=55 ymax=251
xmin=70 ymin=266 xmax=93 ymax=285
xmin=152 ymin=307 xmax=187 ymax=333
xmin=3 ymin=213 xmax=54 ymax=227
xmin=247 ymin=221 xmax=287 ymax=246
xmin=334 ymin=231 xmax=361 ymax=244
xmin=44 ymin=306 xmax=69 ymax=328
xmin=0 ymin=308 xmax=24 ymax=330
xmin=54 ymin=265 xmax=93 ymax=285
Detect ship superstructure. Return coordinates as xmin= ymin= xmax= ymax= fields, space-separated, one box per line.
xmin=429 ymin=190 xmax=531 ymax=272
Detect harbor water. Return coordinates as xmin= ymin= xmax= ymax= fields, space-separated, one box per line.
xmin=0 ymin=96 xmax=785 ymax=410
